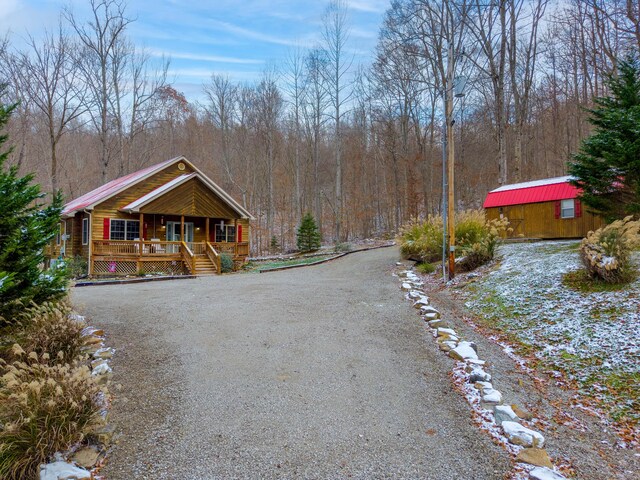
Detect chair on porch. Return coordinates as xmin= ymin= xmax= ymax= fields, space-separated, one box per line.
xmin=133 ymin=238 xmax=150 ymax=254
xmin=150 ymin=238 xmax=165 ymax=254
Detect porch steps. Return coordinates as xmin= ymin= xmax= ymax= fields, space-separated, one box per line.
xmin=193 ymin=254 xmax=218 ymax=275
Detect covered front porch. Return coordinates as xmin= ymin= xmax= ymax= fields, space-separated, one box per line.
xmin=90 ymin=213 xmax=249 ymax=276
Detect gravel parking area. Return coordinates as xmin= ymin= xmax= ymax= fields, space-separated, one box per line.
xmin=71 ymin=247 xmax=509 ymax=479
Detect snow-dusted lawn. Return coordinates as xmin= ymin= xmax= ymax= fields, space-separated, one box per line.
xmin=463 ymin=241 xmax=640 ymax=426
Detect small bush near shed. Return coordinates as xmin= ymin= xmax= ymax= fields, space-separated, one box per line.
xmin=579 ymin=216 xmax=640 ymax=283
xmin=398 ymin=215 xmax=443 ymax=262
xmin=399 ymin=210 xmax=509 ymax=271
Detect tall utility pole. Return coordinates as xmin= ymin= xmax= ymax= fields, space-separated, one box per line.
xmin=446 ymin=39 xmax=456 ymax=280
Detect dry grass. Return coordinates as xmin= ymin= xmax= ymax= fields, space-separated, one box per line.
xmin=1 ymin=302 xmax=86 ymax=364
xmin=0 ymin=355 xmax=108 ymax=479
xmin=580 ymin=216 xmax=640 ymax=283
xmin=399 ymin=210 xmax=510 ymax=271
xmin=0 ymin=300 xmax=108 ymax=479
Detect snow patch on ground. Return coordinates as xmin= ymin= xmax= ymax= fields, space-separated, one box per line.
xmin=463 ymin=241 xmax=640 ymax=425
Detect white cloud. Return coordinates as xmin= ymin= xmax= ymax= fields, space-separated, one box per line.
xmin=149 ymin=48 xmax=264 ymax=65
xmin=349 ymin=0 xmax=388 ymax=14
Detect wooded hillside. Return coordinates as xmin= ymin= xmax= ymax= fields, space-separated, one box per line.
xmin=1 ymin=0 xmax=638 ymax=254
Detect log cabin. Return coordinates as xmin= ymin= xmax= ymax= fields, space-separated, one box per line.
xmin=50 ymin=156 xmax=253 ymax=276
xmin=484 ymin=176 xmax=604 ymax=239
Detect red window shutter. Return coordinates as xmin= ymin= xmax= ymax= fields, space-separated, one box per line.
xmin=575 ymin=199 xmax=582 ymax=218
xmin=237 ymin=224 xmax=242 ymax=242
xmin=554 ymin=201 xmax=561 ymax=219
xmin=103 ymin=218 xmax=110 ymax=239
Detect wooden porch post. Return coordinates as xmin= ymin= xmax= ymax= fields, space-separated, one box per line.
xmin=180 ymin=215 xmax=185 ymax=242
xmin=138 ymin=213 xmax=144 ymax=273
xmin=205 ymin=218 xmax=210 ymax=244
xmin=234 ymin=218 xmax=238 ymax=257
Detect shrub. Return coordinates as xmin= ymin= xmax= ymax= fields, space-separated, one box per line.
xmin=64 ymin=255 xmax=88 ymax=279
xmin=579 ymin=216 xmax=640 ymax=283
xmin=398 ymin=210 xmax=509 ymax=270
xmin=334 ymin=242 xmax=353 ymax=253
xmin=457 ymin=217 xmax=510 ymax=272
xmin=2 ymin=302 xmax=85 ymax=364
xmin=416 ymin=262 xmax=436 ymax=274
xmin=0 ymin=357 xmax=107 ymax=480
xmin=398 ymin=215 xmax=443 ymax=262
xmin=220 ymin=253 xmax=234 ymax=273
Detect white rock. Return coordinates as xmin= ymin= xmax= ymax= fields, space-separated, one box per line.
xmin=40 ymin=461 xmax=91 ymax=480
xmin=493 ymin=405 xmax=518 ymax=425
xmin=529 ymin=467 xmax=567 ymax=480
xmin=407 ymin=290 xmax=422 ymax=300
xmin=450 ymin=342 xmax=479 ymax=361
xmin=91 ymin=362 xmax=112 ymax=376
xmin=469 ymin=368 xmax=491 ymax=383
xmin=398 ymin=270 xmax=410 ymax=278
xmin=481 ymin=388 xmax=503 ymax=404
xmin=436 ymin=327 xmax=457 ymax=337
xmin=401 ymin=282 xmax=413 ymax=291
xmin=502 ymin=421 xmax=545 ymax=448
xmin=420 ymin=305 xmax=439 ymax=315
xmin=413 ymin=297 xmax=430 ymax=308
xmin=395 ymin=262 xmax=403 ymax=266
xmin=428 ymin=319 xmax=448 ymax=329
xmin=423 ymin=313 xmax=441 ymax=322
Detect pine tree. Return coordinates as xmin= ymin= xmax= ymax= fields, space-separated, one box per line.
xmin=0 ymin=94 xmax=67 ymax=323
xmin=569 ymin=53 xmax=640 ymax=221
xmin=296 ymin=213 xmax=321 ymax=252
xmin=269 ymin=235 xmax=280 ymax=253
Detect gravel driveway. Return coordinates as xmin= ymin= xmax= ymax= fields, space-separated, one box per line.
xmin=72 ymin=247 xmax=509 ymax=479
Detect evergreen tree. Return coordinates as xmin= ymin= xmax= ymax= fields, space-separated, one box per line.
xmin=296 ymin=213 xmax=321 ymax=252
xmin=569 ymin=53 xmax=640 ymax=221
xmin=0 ymin=94 xmax=67 ymax=323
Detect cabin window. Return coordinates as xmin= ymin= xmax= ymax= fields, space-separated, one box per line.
xmin=560 ymin=199 xmax=575 ymax=219
xmin=55 ymin=224 xmax=62 ymax=246
xmin=82 ymin=218 xmax=89 ymax=245
xmin=110 ymin=219 xmax=140 ymax=240
xmin=215 ymin=225 xmax=236 ymax=242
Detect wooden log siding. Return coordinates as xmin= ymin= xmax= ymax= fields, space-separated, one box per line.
xmin=485 ymin=201 xmax=604 ymax=239
xmin=139 ymin=178 xmax=237 ymax=219
xmin=90 ymin=162 xmax=197 ymax=243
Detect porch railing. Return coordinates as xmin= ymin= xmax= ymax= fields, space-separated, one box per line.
xmin=205 ymin=242 xmax=221 ymax=274
xmin=181 ymin=241 xmax=196 ymax=274
xmin=93 ymin=240 xmax=250 ymax=259
xmin=210 ymin=242 xmax=250 ymax=257
xmin=93 ymin=240 xmax=183 ymax=256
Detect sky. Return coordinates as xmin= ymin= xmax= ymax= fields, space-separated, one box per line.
xmin=1 ymin=0 xmax=390 ymax=101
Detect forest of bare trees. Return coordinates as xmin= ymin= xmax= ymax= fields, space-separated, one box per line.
xmin=1 ymin=0 xmax=639 ymax=254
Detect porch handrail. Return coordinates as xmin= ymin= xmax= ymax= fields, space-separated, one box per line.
xmin=93 ymin=240 xmax=182 ymax=256
xmin=181 ymin=241 xmax=196 ymax=274
xmin=205 ymin=242 xmax=222 ymax=274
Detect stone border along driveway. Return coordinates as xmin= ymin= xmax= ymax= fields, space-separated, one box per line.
xmin=396 ymin=264 xmax=568 ymax=480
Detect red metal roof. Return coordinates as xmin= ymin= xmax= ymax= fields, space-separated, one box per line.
xmin=62 ymin=157 xmax=180 ymax=217
xmin=483 ymin=176 xmax=580 ymax=208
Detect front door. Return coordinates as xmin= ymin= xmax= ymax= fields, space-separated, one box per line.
xmin=166 ymin=221 xmax=194 ymax=253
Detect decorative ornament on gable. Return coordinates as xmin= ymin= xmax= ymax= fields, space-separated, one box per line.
xmin=178 ymin=162 xmax=186 ymax=171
